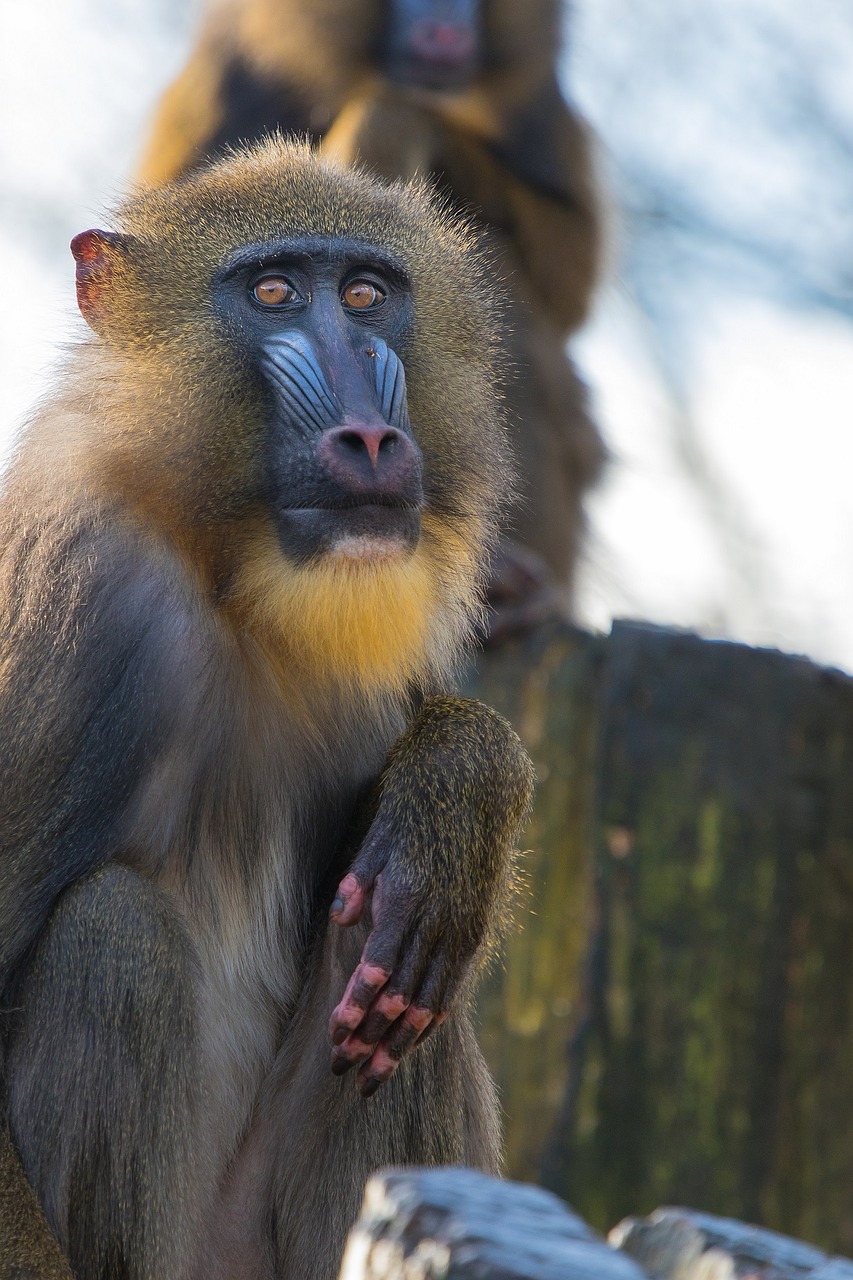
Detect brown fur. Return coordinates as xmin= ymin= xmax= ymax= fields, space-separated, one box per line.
xmin=138 ymin=0 xmax=607 ymax=606
xmin=0 ymin=138 xmax=534 ymax=1279
xmin=0 ymin=1130 xmax=72 ymax=1280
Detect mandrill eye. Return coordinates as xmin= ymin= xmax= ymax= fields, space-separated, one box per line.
xmin=342 ymin=279 xmax=386 ymax=311
xmin=252 ymin=275 xmax=302 ymax=307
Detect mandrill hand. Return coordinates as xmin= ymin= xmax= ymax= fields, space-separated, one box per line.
xmin=327 ymin=697 xmax=534 ymax=1097
xmin=327 ymin=848 xmax=455 ymax=1098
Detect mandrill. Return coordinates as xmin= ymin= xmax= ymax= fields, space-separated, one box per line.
xmin=139 ymin=0 xmax=608 ymax=632
xmin=0 ymin=138 xmax=533 ymax=1279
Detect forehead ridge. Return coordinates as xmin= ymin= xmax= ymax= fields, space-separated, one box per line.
xmin=124 ymin=176 xmax=450 ymax=289
xmin=109 ymin=137 xmax=497 ymax=361
xmin=216 ymin=234 xmax=412 ymax=281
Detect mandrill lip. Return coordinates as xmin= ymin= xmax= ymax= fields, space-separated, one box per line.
xmin=275 ymin=504 xmax=421 ymax=564
xmin=283 ymin=495 xmax=421 ymax=511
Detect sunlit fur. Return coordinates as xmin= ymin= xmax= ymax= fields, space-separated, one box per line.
xmin=27 ymin=138 xmax=508 ymax=709
xmin=0 ymin=136 xmax=535 ymax=1280
xmin=232 ymin=515 xmax=481 ymax=699
xmin=136 ymin=0 xmax=606 ymax=599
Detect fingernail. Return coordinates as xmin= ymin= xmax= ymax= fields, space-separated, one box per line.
xmin=329 ymin=897 xmax=344 ymax=916
xmin=332 ymin=1027 xmax=348 ymax=1046
xmin=360 ymin=1077 xmax=381 ymax=1098
xmin=331 ymin=1054 xmax=352 ymax=1076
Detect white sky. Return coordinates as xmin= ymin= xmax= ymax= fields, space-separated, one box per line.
xmin=575 ymin=293 xmax=853 ymax=669
xmin=3 ymin=0 xmax=853 ymax=672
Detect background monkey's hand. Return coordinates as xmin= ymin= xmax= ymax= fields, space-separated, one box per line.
xmin=327 ymin=697 xmax=534 ymax=1096
xmin=322 ymin=87 xmax=446 ymax=182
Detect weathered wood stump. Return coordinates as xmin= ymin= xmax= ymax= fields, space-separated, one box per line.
xmin=465 ymin=621 xmax=853 ymax=1252
xmin=611 ymin=1206 xmax=853 ymax=1280
xmin=338 ymin=1169 xmax=853 ymax=1280
xmin=338 ymin=1166 xmax=649 ymax=1279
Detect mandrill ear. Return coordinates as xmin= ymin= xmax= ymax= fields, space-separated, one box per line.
xmin=70 ymin=229 xmax=135 ymax=337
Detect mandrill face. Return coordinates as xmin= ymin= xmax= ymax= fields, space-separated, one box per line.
xmin=213 ymin=234 xmax=423 ymax=567
xmin=383 ymin=0 xmax=483 ymax=92
xmin=68 ymin=139 xmax=510 ymax=691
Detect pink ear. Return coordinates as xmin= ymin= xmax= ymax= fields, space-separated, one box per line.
xmin=70 ymin=229 xmax=130 ymax=332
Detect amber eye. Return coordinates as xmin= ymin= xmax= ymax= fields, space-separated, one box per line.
xmin=342 ymin=279 xmax=386 ymax=310
xmin=252 ymin=275 xmax=301 ymax=307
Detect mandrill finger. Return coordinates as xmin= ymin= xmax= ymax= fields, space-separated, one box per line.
xmin=332 ymin=988 xmax=413 ymax=1069
xmin=354 ymin=987 xmax=411 ymax=1046
xmin=378 ymin=1003 xmax=435 ymax=1062
xmin=328 ymin=871 xmax=369 ymax=926
xmin=412 ymin=1010 xmax=447 ymax=1046
xmin=331 ymin=988 xmax=411 ymax=1070
xmin=356 ymin=1005 xmax=435 ymax=1097
xmin=331 ymin=1034 xmax=373 ymax=1075
xmin=329 ymin=826 xmax=395 ymax=926
xmin=412 ymin=950 xmax=471 ymax=1020
xmin=328 ymin=961 xmax=390 ymax=1043
xmin=329 ymin=904 xmax=410 ymax=1044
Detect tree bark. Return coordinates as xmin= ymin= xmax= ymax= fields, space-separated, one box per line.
xmin=466 ymin=620 xmax=853 ymax=1253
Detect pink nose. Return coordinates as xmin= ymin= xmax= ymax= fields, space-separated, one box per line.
xmin=413 ymin=22 xmax=476 ymax=61
xmin=318 ymin=422 xmax=421 ymax=499
xmin=326 ymin=423 xmax=403 ymax=470
xmin=432 ymin=22 xmax=465 ymax=49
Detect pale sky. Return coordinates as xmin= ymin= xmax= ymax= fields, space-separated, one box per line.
xmin=3 ymin=0 xmax=853 ymax=672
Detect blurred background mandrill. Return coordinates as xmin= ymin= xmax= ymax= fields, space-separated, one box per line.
xmin=140 ymin=0 xmax=607 ymax=635
xmin=0 ymin=139 xmax=533 ymax=1278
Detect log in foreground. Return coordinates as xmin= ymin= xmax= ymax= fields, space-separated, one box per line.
xmin=338 ymin=1166 xmax=649 ymax=1279
xmin=466 ymin=621 xmax=853 ymax=1251
xmin=338 ymin=1168 xmax=853 ymax=1279
xmin=611 ymin=1206 xmax=853 ymax=1280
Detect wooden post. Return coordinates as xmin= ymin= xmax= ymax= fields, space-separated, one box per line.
xmin=466 ymin=621 xmax=853 ymax=1253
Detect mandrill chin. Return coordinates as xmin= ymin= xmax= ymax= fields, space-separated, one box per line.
xmin=0 ymin=137 xmax=533 ymax=1280
xmin=139 ymin=0 xmax=608 ymax=634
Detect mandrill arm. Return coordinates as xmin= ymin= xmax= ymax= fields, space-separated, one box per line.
xmin=0 ymin=511 xmax=199 ymax=996
xmin=327 ymin=695 xmax=534 ymax=1095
